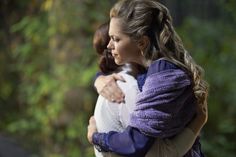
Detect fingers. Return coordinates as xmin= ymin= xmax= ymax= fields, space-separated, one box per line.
xmin=196 ymin=102 xmax=208 ymax=125
xmin=196 ymin=101 xmax=208 ymax=115
xmin=105 ymin=80 xmax=125 ymax=103
xmin=94 ymin=75 xmax=107 ymax=94
xmin=97 ymin=74 xmax=125 ymax=103
xmin=87 ymin=116 xmax=97 ymax=144
xmin=112 ymin=73 xmax=126 ymax=82
xmin=89 ymin=116 xmax=96 ymax=125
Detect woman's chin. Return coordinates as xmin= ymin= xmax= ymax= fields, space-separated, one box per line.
xmin=114 ymin=59 xmax=123 ymax=65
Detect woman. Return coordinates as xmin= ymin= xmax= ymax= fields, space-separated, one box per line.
xmin=89 ymin=1 xmax=208 ymax=155
xmin=91 ymin=20 xmax=208 ymax=157
xmin=93 ymin=22 xmax=207 ymax=157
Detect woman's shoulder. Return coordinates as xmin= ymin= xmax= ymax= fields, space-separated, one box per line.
xmin=149 ymin=58 xmax=177 ymax=71
xmin=147 ymin=58 xmax=183 ymax=77
xmin=143 ymin=59 xmax=191 ymax=91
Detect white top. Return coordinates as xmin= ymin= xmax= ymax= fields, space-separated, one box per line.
xmin=94 ymin=72 xmax=196 ymax=157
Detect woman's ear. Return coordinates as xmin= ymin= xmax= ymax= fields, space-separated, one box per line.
xmin=138 ymin=35 xmax=149 ymax=51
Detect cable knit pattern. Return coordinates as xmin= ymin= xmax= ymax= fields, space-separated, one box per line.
xmin=129 ymin=59 xmax=204 ymax=157
xmin=130 ymin=59 xmax=196 ymax=138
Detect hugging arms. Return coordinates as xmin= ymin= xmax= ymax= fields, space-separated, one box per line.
xmin=88 ymin=0 xmax=208 ymax=156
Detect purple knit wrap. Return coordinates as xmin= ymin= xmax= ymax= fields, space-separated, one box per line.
xmin=129 ymin=59 xmax=204 ymax=157
xmin=130 ymin=63 xmax=196 ymax=138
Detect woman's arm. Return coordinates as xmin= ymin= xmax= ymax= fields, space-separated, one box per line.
xmin=88 ymin=90 xmax=208 ymax=157
xmin=88 ymin=112 xmax=207 ymax=157
xmin=164 ymin=101 xmax=208 ymax=156
xmin=88 ymin=123 xmax=155 ymax=157
xmin=188 ymin=101 xmax=208 ymax=134
xmin=88 ymin=61 xmax=208 ymax=156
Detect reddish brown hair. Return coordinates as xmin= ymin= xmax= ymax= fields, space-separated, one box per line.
xmin=93 ymin=22 xmax=121 ymax=74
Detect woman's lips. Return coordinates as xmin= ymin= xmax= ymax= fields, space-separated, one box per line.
xmin=112 ymin=53 xmax=118 ymax=58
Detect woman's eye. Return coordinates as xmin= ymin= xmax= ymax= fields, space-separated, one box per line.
xmin=114 ymin=38 xmax=120 ymax=42
xmin=111 ymin=36 xmax=119 ymax=42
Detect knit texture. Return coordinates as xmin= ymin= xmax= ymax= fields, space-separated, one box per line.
xmin=130 ymin=59 xmax=204 ymax=157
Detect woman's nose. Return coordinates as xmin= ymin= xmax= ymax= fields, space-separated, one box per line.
xmin=107 ymin=39 xmax=113 ymax=49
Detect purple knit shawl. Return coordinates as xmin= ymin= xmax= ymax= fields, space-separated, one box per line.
xmin=129 ymin=64 xmax=196 ymax=138
xmin=128 ymin=60 xmax=204 ymax=157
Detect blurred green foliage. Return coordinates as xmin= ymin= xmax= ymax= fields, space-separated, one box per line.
xmin=177 ymin=1 xmax=236 ymax=157
xmin=0 ymin=0 xmax=113 ymax=156
xmin=0 ymin=0 xmax=235 ymax=157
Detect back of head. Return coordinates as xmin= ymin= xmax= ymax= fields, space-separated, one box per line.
xmin=93 ymin=22 xmax=110 ymax=55
xmin=93 ymin=22 xmax=121 ymax=74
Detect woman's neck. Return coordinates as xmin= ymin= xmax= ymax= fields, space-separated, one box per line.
xmin=122 ymin=63 xmax=147 ymax=78
xmin=135 ymin=56 xmax=151 ymax=68
xmin=140 ymin=59 xmax=151 ymax=68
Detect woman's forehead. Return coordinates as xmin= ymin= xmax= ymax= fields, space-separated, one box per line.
xmin=109 ymin=18 xmax=123 ymax=36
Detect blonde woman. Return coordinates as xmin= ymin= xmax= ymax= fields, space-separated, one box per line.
xmin=89 ymin=1 xmax=208 ymax=155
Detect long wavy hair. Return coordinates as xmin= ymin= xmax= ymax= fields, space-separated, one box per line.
xmin=93 ymin=22 xmax=146 ymax=77
xmin=110 ymin=0 xmax=209 ymax=105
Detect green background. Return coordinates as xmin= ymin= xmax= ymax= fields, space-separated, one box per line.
xmin=0 ymin=0 xmax=235 ymax=156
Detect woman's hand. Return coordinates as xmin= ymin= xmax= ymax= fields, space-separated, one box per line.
xmin=87 ymin=116 xmax=97 ymax=144
xmin=94 ymin=74 xmax=125 ymax=103
xmin=196 ymin=100 xmax=208 ymax=126
xmin=188 ymin=101 xmax=208 ymax=135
